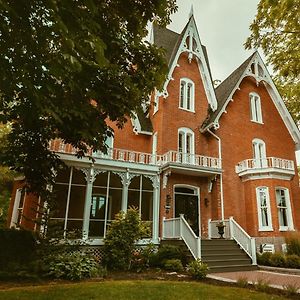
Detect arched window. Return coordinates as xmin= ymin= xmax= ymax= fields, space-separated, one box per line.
xmin=256 ymin=186 xmax=273 ymax=231
xmin=252 ymin=138 xmax=267 ymax=168
xmin=250 ymin=92 xmax=263 ymax=123
xmin=178 ymin=128 xmax=194 ymax=164
xmin=180 ymin=78 xmax=195 ymax=112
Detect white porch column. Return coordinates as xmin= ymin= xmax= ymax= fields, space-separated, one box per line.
xmin=81 ymin=167 xmax=103 ymax=239
xmin=116 ymin=170 xmax=136 ymax=212
xmin=145 ymin=174 xmax=160 ymax=244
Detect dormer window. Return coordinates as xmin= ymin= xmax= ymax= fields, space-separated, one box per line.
xmin=250 ymin=92 xmax=263 ymax=123
xmin=180 ymin=78 xmax=194 ymax=112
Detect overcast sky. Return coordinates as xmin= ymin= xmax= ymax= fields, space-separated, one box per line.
xmin=167 ymin=0 xmax=300 ymax=163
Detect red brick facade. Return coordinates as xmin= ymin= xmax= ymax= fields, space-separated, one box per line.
xmin=8 ymin=17 xmax=300 ymax=251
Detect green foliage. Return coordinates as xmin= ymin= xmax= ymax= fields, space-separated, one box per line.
xmin=103 ymin=208 xmax=150 ymax=270
xmin=257 ymin=252 xmax=272 ymax=266
xmin=0 ymin=123 xmax=15 ymax=227
xmin=245 ymin=0 xmax=300 ymax=122
xmin=131 ymin=243 xmax=157 ymax=272
xmin=283 ymin=283 xmax=299 ymax=296
xmin=0 ymin=1 xmax=177 ymax=194
xmin=149 ymin=244 xmax=187 ymax=267
xmin=286 ymin=233 xmax=300 ymax=256
xmin=253 ymin=278 xmax=270 ymax=293
xmin=187 ymin=259 xmax=208 ymax=280
xmin=47 ymin=251 xmax=102 ymax=281
xmin=285 ymin=254 xmax=300 ymax=269
xmin=0 ymin=228 xmax=37 ymax=271
xmin=163 ymin=259 xmax=184 ymax=272
xmin=269 ymin=252 xmax=286 ymax=267
xmin=236 ymin=277 xmax=249 ymax=288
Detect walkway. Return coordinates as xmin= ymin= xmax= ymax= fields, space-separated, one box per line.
xmin=208 ymin=270 xmax=300 ymax=292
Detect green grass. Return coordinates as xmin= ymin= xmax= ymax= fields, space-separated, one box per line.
xmin=0 ymin=280 xmax=289 ymax=300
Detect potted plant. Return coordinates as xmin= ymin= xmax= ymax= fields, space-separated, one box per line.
xmin=216 ymin=221 xmax=226 ymax=239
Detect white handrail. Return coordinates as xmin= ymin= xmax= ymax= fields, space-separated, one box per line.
xmin=162 ymin=215 xmax=201 ymax=259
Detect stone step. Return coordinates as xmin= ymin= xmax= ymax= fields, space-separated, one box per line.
xmin=208 ymin=264 xmax=258 ymax=273
xmin=203 ymin=258 xmax=252 ymax=267
xmin=202 ymin=253 xmax=249 ymax=260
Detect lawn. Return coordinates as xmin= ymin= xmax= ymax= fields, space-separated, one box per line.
xmin=0 ymin=280 xmax=289 ymax=300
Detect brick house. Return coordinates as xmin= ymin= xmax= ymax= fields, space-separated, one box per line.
xmin=8 ymin=15 xmax=300 ymax=269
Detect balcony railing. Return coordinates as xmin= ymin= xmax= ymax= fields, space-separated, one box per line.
xmin=49 ymin=140 xmax=222 ymax=170
xmin=236 ymin=157 xmax=295 ymax=175
xmin=159 ymin=150 xmax=221 ymax=169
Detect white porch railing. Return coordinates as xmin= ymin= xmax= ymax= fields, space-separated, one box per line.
xmin=236 ymin=157 xmax=294 ymax=174
xmin=208 ymin=217 xmax=257 ymax=265
xmin=160 ymin=151 xmax=221 ymax=169
xmin=162 ymin=215 xmax=201 ymax=259
xmin=49 ymin=139 xmax=222 ymax=170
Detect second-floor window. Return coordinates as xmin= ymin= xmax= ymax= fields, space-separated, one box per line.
xmin=252 ymin=138 xmax=267 ymax=168
xmin=180 ymin=78 xmax=194 ymax=111
xmin=178 ymin=128 xmax=194 ymax=163
xmin=250 ymin=92 xmax=263 ymax=123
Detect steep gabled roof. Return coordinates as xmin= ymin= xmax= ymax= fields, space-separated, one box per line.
xmin=152 ymin=15 xmax=218 ymax=111
xmin=153 ymin=25 xmax=180 ymax=65
xmin=153 ymin=23 xmax=213 ymax=81
xmin=201 ymin=53 xmax=255 ymax=129
xmin=201 ymin=51 xmax=300 ymax=150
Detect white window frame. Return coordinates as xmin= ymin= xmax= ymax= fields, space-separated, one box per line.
xmin=256 ymin=186 xmax=273 ymax=231
xmin=179 ymin=78 xmax=195 ymax=112
xmin=153 ymin=89 xmax=159 ymax=114
xmin=275 ymin=187 xmax=294 ymax=231
xmin=250 ymin=92 xmax=263 ymax=123
xmin=252 ymin=138 xmax=267 ymax=168
xmin=178 ymin=127 xmax=195 ymax=164
xmin=10 ymin=188 xmax=26 ymax=228
xmin=151 ymin=132 xmax=157 ymax=164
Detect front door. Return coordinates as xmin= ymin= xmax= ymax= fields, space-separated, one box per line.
xmin=174 ymin=186 xmax=199 ymax=236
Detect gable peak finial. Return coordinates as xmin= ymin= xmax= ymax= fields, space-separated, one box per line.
xmin=189 ymin=4 xmax=194 ymax=19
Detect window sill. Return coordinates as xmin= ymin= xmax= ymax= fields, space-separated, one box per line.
xmin=279 ymin=227 xmax=295 ymax=232
xmin=251 ymin=120 xmax=264 ymax=125
xmin=258 ymin=227 xmax=273 ymax=232
xmin=178 ymin=107 xmax=195 ymax=113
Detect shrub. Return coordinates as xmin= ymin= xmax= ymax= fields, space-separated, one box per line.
xmin=163 ymin=259 xmax=184 ymax=272
xmin=187 ymin=259 xmax=208 ymax=280
xmin=149 ymin=244 xmax=187 ymax=267
xmin=269 ymin=252 xmax=286 ymax=267
xmin=285 ymin=254 xmax=300 ymax=269
xmin=286 ymin=233 xmax=300 ymax=256
xmin=131 ymin=243 xmax=157 ymax=272
xmin=0 ymin=228 xmax=37 ymax=271
xmin=257 ymin=252 xmax=272 ymax=266
xmin=47 ymin=251 xmax=101 ymax=280
xmin=103 ymin=208 xmax=150 ymax=270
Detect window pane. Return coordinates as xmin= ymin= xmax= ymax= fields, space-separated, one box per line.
xmin=178 ymin=132 xmax=183 ymax=152
xmin=180 ymin=82 xmax=185 ymax=108
xmin=187 ymin=84 xmax=191 ymax=109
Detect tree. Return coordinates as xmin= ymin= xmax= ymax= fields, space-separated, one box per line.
xmin=245 ymin=0 xmax=300 ymax=122
xmin=0 ymin=123 xmax=15 ymax=228
xmin=0 ymin=0 xmax=177 ymax=194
